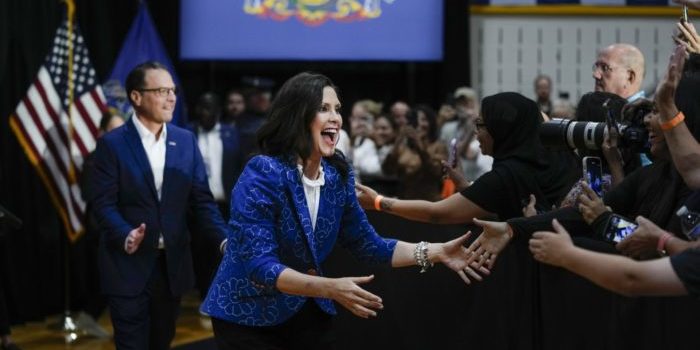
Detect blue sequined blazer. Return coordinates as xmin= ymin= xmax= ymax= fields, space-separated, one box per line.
xmin=201 ymin=155 xmax=397 ymax=326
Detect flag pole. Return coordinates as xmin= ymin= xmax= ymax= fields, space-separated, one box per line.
xmin=49 ymin=0 xmax=83 ymax=343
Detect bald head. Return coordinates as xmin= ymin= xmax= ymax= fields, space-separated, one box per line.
xmin=593 ymin=43 xmax=645 ymax=99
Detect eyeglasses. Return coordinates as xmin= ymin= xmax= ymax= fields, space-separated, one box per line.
xmin=138 ymin=87 xmax=178 ymax=97
xmin=592 ymin=62 xmax=617 ymax=74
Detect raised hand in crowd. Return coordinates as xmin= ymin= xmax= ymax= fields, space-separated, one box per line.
xmin=675 ymin=21 xmax=700 ymax=54
xmin=674 ymin=0 xmax=700 ymax=12
xmin=440 ymin=159 xmax=470 ymax=191
xmin=577 ymin=182 xmax=610 ymax=224
xmin=653 ymin=44 xmax=700 ymax=189
xmin=466 ymin=218 xmax=513 ymax=270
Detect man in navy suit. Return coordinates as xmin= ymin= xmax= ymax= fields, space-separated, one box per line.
xmin=91 ymin=61 xmax=228 ymax=349
xmin=188 ymin=92 xmax=243 ymax=299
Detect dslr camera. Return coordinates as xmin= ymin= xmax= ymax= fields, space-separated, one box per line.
xmin=540 ymin=100 xmax=650 ymax=152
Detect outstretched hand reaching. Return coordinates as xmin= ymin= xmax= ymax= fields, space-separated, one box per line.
xmin=466 ymin=219 xmax=513 ymax=270
xmin=432 ymin=232 xmax=491 ymax=285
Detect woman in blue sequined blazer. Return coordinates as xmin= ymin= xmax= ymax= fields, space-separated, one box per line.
xmin=201 ymin=72 xmax=485 ymax=349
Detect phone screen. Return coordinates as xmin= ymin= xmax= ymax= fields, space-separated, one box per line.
xmin=583 ymin=156 xmax=604 ymax=197
xmin=606 ymin=215 xmax=638 ymax=243
xmin=448 ymin=138 xmax=458 ymax=168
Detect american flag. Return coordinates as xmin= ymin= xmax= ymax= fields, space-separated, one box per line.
xmin=9 ymin=18 xmax=107 ymax=242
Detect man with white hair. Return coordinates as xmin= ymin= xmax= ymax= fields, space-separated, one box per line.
xmin=593 ymin=43 xmax=646 ymax=102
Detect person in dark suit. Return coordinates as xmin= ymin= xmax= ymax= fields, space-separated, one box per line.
xmin=188 ymin=92 xmax=243 ymax=299
xmin=91 ymin=61 xmax=228 ymax=350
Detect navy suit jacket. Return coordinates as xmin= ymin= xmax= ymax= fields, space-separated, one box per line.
xmin=201 ymin=155 xmax=397 ymax=326
xmin=91 ymin=119 xmax=228 ymax=297
xmin=187 ymin=123 xmax=243 ymax=203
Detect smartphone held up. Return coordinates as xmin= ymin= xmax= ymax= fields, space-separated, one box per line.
xmin=582 ymin=156 xmax=604 ymax=197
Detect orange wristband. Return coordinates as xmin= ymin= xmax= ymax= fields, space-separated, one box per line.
xmin=660 ymin=111 xmax=685 ymax=131
xmin=374 ymin=195 xmax=384 ymax=211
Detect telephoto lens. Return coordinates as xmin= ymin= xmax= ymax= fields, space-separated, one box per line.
xmin=539 ymin=118 xmax=607 ymax=150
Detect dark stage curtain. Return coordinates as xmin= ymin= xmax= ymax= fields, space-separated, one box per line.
xmin=326 ymin=212 xmax=700 ymax=350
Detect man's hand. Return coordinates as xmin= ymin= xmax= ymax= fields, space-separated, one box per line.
xmin=125 ymin=223 xmax=146 ymax=254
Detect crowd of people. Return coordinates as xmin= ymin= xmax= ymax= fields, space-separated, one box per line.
xmin=3 ymin=3 xmax=700 ymax=349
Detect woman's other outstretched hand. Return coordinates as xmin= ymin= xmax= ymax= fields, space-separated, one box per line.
xmin=324 ymin=275 xmax=384 ymax=319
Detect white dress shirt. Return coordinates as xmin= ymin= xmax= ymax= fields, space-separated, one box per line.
xmin=131 ymin=115 xmax=167 ymax=249
xmin=197 ymin=123 xmax=225 ymax=202
xmin=297 ymin=164 xmax=325 ymax=231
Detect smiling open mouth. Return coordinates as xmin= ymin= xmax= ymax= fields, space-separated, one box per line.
xmin=321 ymin=128 xmax=338 ymax=144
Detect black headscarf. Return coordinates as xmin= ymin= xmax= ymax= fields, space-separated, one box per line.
xmin=481 ymin=92 xmax=548 ymax=167
xmin=479 ymin=92 xmax=577 ymax=213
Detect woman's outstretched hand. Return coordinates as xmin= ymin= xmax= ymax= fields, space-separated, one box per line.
xmin=325 ymin=275 xmax=384 ymax=319
xmin=466 ymin=219 xmax=513 ymax=270
xmin=432 ymin=232 xmax=491 ymax=285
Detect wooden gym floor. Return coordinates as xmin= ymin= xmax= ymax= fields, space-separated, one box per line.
xmin=7 ymin=292 xmax=214 ymax=350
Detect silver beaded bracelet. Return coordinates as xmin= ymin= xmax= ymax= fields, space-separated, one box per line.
xmin=414 ymin=241 xmax=433 ymax=273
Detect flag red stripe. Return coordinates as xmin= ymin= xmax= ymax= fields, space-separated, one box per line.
xmin=69 ymin=104 xmax=91 ymax=156
xmin=21 ymin=95 xmax=73 ymax=185
xmin=72 ymin=98 xmax=97 ymax=154
xmin=11 ymin=114 xmax=79 ymax=227
xmin=82 ymin=90 xmax=102 ymax=136
xmin=33 ymin=80 xmax=73 ymax=155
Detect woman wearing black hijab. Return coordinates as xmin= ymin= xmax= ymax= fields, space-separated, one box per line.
xmin=356 ymin=92 xmax=579 ymax=350
xmin=356 ymin=92 xmax=576 ymax=224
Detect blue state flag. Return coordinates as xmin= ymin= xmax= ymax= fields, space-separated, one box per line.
xmin=104 ymin=2 xmax=186 ymax=126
